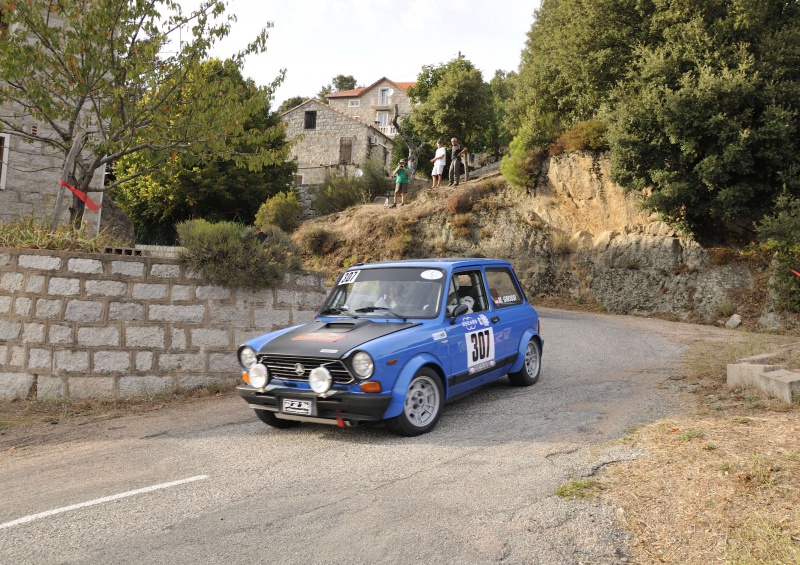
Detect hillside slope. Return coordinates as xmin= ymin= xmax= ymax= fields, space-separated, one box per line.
xmin=294 ymin=152 xmax=783 ymax=329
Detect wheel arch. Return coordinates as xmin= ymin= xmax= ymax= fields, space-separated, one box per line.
xmin=382 ymin=353 xmax=446 ymax=419
xmin=508 ymin=328 xmax=543 ymax=374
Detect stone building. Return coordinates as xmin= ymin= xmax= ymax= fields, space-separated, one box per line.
xmin=326 ymin=77 xmax=415 ymax=139
xmin=0 ymin=9 xmax=105 ymax=232
xmin=282 ymin=99 xmax=395 ymax=186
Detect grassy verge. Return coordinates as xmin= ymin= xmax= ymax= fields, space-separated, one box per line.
xmin=564 ymin=333 xmax=800 ymax=563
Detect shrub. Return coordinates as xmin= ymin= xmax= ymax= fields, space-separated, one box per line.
xmin=756 ymin=194 xmax=800 ymax=312
xmin=501 ymin=124 xmax=547 ymax=191
xmin=312 ymin=165 xmax=387 ymax=216
xmin=0 ymin=216 xmax=126 ymax=251
xmin=446 ymin=189 xmax=474 ymax=214
xmin=255 ymin=191 xmax=303 ymax=233
xmin=176 ymin=219 xmax=300 ymax=289
xmin=296 ymin=225 xmax=339 ymax=255
xmin=550 ymin=119 xmax=609 ymax=156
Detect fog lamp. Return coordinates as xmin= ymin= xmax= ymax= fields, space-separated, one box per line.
xmin=309 ymin=367 xmax=333 ymax=394
xmin=248 ymin=364 xmax=269 ymax=388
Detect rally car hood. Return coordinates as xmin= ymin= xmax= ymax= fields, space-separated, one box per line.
xmin=257 ymin=319 xmax=420 ymax=359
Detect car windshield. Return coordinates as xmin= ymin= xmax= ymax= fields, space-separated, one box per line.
xmin=320 ymin=267 xmax=445 ymax=319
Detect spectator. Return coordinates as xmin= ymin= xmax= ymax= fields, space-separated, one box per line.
xmin=448 ymin=137 xmax=467 ymax=186
xmin=430 ymin=139 xmax=446 ymax=188
xmin=390 ymin=159 xmax=410 ymax=207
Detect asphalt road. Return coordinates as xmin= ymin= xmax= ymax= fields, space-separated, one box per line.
xmin=0 ymin=309 xmax=715 ymax=564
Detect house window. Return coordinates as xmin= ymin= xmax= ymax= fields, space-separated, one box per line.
xmin=293 ymin=174 xmax=304 ymax=186
xmin=377 ymin=112 xmax=389 ymax=127
xmin=0 ymin=133 xmax=9 ymax=191
xmin=339 ymin=137 xmax=353 ymax=164
xmin=304 ymin=111 xmax=317 ymax=130
xmin=348 ymin=100 xmax=360 ymax=107
xmin=379 ymin=88 xmax=390 ymax=106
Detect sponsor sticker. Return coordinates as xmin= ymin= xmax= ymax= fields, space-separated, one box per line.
xmin=476 ymin=314 xmax=490 ymax=327
xmin=461 ymin=316 xmax=478 ymax=331
xmin=320 ymin=349 xmax=339 ymax=353
xmin=292 ymin=332 xmax=348 ymax=342
xmin=432 ymin=331 xmax=447 ymax=341
xmin=421 ymin=270 xmax=444 ymax=280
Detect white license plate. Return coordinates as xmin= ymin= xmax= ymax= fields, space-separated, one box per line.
xmin=282 ymin=398 xmax=312 ymax=415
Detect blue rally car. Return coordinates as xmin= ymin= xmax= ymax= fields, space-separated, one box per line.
xmin=236 ymin=258 xmax=542 ymax=436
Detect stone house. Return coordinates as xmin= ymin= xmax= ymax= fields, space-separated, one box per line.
xmin=0 ymin=8 xmax=105 ymax=232
xmin=326 ymin=77 xmax=415 ymax=139
xmin=281 ymin=99 xmax=395 ymax=186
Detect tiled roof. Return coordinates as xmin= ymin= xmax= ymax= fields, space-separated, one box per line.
xmin=326 ymin=77 xmax=416 ymax=99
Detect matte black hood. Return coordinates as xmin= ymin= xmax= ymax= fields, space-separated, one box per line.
xmin=259 ymin=320 xmax=419 ymax=359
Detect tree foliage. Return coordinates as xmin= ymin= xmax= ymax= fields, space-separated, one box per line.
xmin=108 ymin=59 xmax=295 ymax=244
xmin=0 ymin=0 xmax=285 ymax=224
xmin=317 ymin=74 xmax=358 ymax=103
xmin=277 ymin=96 xmax=307 ymax=114
xmin=408 ymin=58 xmax=492 ymax=149
xmin=504 ymin=0 xmax=800 ymax=239
xmin=607 ymin=0 xmax=800 ymax=236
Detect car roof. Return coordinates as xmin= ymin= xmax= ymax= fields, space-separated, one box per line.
xmin=346 ymin=258 xmax=513 ymax=270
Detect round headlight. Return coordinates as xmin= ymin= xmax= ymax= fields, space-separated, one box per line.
xmin=309 ymin=367 xmax=333 ymax=394
xmin=239 ymin=346 xmax=258 ymax=370
xmin=352 ymin=351 xmax=374 ymax=379
xmin=248 ymin=364 xmax=269 ymax=389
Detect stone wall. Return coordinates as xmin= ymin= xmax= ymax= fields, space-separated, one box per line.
xmin=328 ymin=79 xmax=413 ymax=122
xmin=283 ymin=100 xmax=393 ymax=185
xmin=0 ymin=248 xmax=327 ymax=400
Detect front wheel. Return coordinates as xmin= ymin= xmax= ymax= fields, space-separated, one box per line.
xmin=254 ymin=409 xmax=301 ymax=429
xmin=386 ymin=368 xmax=444 ymax=437
xmin=508 ymin=338 xmax=541 ymax=386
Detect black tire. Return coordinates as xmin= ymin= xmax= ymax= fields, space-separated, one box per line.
xmin=253 ymin=409 xmax=301 ymax=429
xmin=508 ymin=338 xmax=541 ymax=386
xmin=386 ymin=368 xmax=444 ymax=437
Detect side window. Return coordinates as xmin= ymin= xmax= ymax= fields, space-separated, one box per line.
xmin=304 ymin=111 xmax=317 ymax=130
xmin=486 ymin=268 xmax=524 ymax=308
xmin=339 ymin=137 xmax=353 ymax=163
xmin=447 ymin=270 xmax=489 ymax=315
xmin=0 ymin=133 xmax=9 ymax=191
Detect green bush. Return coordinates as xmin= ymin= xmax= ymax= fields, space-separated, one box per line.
xmin=312 ymin=164 xmax=387 ymax=216
xmin=255 ymin=191 xmax=303 ymax=233
xmin=756 ymin=194 xmax=800 ymax=312
xmin=176 ymin=219 xmax=300 ymax=289
xmin=500 ymin=123 xmax=548 ymax=191
xmin=296 ymin=225 xmax=339 ymax=255
xmin=551 ymin=119 xmax=609 ymax=155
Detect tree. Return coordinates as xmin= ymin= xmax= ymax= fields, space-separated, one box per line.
xmin=332 ymin=75 xmax=357 ymax=92
xmin=316 ymin=74 xmax=358 ymax=103
xmin=607 ymin=0 xmax=800 ymax=237
xmin=110 ymin=59 xmax=295 ymax=244
xmin=408 ymin=57 xmax=492 ymax=150
xmin=277 ymin=96 xmax=307 ymax=114
xmin=0 ymin=0 xmax=285 ymax=227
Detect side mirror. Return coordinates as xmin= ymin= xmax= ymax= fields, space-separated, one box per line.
xmin=449 ymin=303 xmax=469 ymax=324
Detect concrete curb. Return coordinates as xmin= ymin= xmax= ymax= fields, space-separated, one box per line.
xmin=727 ymin=343 xmax=800 ymax=404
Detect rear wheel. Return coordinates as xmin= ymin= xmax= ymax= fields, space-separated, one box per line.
xmin=253 ymin=409 xmax=301 ymax=429
xmin=386 ymin=368 xmax=443 ymax=437
xmin=508 ymin=338 xmax=541 ymax=386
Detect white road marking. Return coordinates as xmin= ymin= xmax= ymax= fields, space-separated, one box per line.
xmin=0 ymin=475 xmax=208 ymax=530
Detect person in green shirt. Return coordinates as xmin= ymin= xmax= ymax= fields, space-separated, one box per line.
xmin=390 ymin=159 xmax=410 ymax=208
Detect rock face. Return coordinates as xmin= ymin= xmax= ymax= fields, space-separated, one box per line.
xmin=414 ymin=152 xmax=755 ymax=321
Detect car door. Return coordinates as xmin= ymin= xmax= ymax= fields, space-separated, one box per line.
xmin=485 ymin=266 xmax=530 ymax=370
xmin=445 ymin=270 xmax=506 ymax=395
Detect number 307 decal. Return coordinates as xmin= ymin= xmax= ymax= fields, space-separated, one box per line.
xmin=467 ymin=327 xmax=495 ymax=374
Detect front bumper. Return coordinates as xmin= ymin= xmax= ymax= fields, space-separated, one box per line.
xmin=236 ymin=385 xmax=393 ymax=422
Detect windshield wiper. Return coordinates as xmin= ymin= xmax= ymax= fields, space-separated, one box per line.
xmin=318 ymin=307 xmax=351 ymax=316
xmin=354 ymin=306 xmax=407 ymax=320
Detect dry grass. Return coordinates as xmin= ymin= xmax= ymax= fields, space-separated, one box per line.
xmin=0 ymin=382 xmax=237 ymax=434
xmin=592 ymin=334 xmax=800 ymax=564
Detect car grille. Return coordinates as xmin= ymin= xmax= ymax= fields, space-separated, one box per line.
xmin=257 ymin=355 xmax=354 ymax=384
